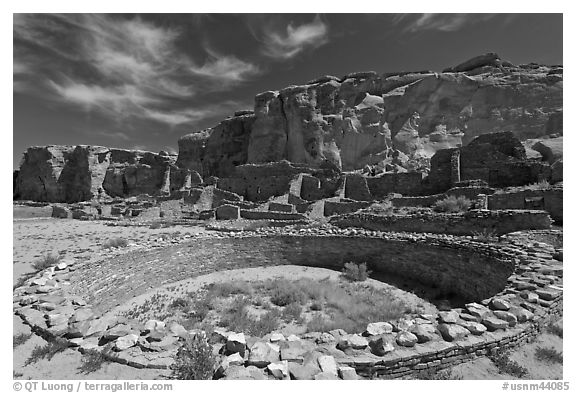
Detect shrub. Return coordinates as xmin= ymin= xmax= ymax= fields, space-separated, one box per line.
xmin=78 ymin=349 xmax=111 ymax=374
xmin=102 ymin=237 xmax=128 ymax=249
xmin=149 ymin=222 xmax=162 ymax=229
xmin=473 ymin=228 xmax=499 ymax=242
xmin=546 ymin=322 xmax=563 ymax=338
xmin=219 ymin=298 xmax=280 ymax=336
xmin=306 ymin=315 xmax=334 ymax=332
xmin=433 ymin=196 xmax=472 ymax=213
xmin=342 ymin=262 xmax=371 ymax=282
xmin=171 ymin=333 xmax=216 ymax=380
xmin=188 ymin=296 xmax=213 ymax=322
xmin=535 ymin=347 xmax=563 ymax=364
xmin=282 ymin=303 xmax=303 ymax=323
xmin=269 ymin=281 xmax=306 ymax=306
xmin=366 ymin=202 xmax=393 ymax=215
xmin=13 ymin=333 xmax=32 ymax=348
xmin=525 ymin=180 xmax=551 ymax=191
xmin=25 ymin=339 xmax=69 ymax=365
xmin=33 ymin=253 xmax=61 ymax=271
xmin=416 ymin=368 xmax=461 ymax=380
xmin=489 ymin=351 xmax=529 ymax=378
xmin=206 ymin=281 xmax=253 ymax=298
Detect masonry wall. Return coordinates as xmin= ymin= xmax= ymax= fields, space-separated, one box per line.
xmin=331 ymin=210 xmax=552 ymax=236
xmin=66 ymin=235 xmax=515 ymax=313
xmin=488 ymin=189 xmax=562 ymax=223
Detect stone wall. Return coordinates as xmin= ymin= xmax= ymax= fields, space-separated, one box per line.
xmin=488 ymin=188 xmax=562 ymax=223
xmin=324 ymin=201 xmax=372 ymax=216
xmin=14 ymin=229 xmax=562 ymax=377
xmin=331 ymin=210 xmax=552 ymax=236
xmin=426 ymin=132 xmax=553 ymax=194
xmin=366 ymin=172 xmax=425 ymax=197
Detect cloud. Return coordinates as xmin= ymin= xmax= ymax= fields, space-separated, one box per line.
xmin=188 ymin=47 xmax=260 ymax=87
xmin=249 ymin=15 xmax=329 ymax=60
xmin=13 ymin=14 xmax=260 ymax=126
xmin=393 ymin=14 xmax=497 ymax=33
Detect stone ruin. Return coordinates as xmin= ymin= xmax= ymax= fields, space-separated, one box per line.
xmin=12 ymin=53 xmax=564 ymax=380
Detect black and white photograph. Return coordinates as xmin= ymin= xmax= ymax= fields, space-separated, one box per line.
xmin=9 ymin=7 xmax=567 ymax=387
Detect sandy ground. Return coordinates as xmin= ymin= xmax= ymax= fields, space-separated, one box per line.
xmin=110 ymin=265 xmax=438 ymax=332
xmin=13 ymin=212 xmax=564 ymax=380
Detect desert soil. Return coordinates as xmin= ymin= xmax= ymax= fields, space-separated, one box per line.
xmin=13 ymin=209 xmax=563 ymax=380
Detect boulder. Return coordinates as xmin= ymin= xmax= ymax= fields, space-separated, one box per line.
xmin=482 ymin=317 xmax=509 ymax=331
xmin=490 ymin=298 xmax=511 ymax=311
xmin=226 ymin=333 xmax=247 ymax=356
xmin=317 ymin=355 xmax=338 ymax=376
xmin=369 ymin=337 xmax=395 ymax=356
xmin=396 ymin=331 xmax=418 ymax=347
xmin=409 ymin=324 xmax=437 ymax=343
xmin=366 ymin=322 xmax=393 ymax=336
xmin=115 ymin=334 xmax=139 ymax=351
xmin=438 ymin=311 xmax=459 ymax=324
xmin=493 ymin=310 xmax=518 ymax=327
xmin=457 ymin=320 xmax=487 ymax=335
xmin=437 ymin=323 xmax=470 ymax=341
xmin=338 ymin=366 xmax=359 ymax=380
xmin=267 ymin=361 xmax=289 ymax=380
xmin=248 ymin=341 xmax=280 ymax=367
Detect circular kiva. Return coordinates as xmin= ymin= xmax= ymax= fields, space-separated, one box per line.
xmin=13 ymin=227 xmax=563 ymax=379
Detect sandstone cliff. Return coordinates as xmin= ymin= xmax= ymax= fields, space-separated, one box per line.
xmin=13 ymin=145 xmax=189 ymax=203
xmin=177 ymin=53 xmax=562 ymax=174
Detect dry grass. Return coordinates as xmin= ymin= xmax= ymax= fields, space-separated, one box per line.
xmin=32 ymin=253 xmax=61 ymax=271
xmin=433 ymin=196 xmax=472 ymax=213
xmin=102 ymin=237 xmax=129 ymax=249
xmin=13 ymin=333 xmax=32 ymax=348
xmin=535 ymin=347 xmax=563 ymax=364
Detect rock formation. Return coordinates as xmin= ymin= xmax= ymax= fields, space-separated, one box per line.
xmin=13 ymin=145 xmax=187 ymax=203
xmin=177 ymin=53 xmax=562 ymax=174
xmin=13 ymin=54 xmax=563 ymax=203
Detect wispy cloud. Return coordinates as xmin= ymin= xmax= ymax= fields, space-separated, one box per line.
xmin=248 ymin=15 xmax=329 ymax=60
xmin=393 ymin=14 xmax=498 ymax=33
xmin=188 ymin=46 xmax=260 ymax=87
xmin=13 ymin=14 xmax=260 ymax=126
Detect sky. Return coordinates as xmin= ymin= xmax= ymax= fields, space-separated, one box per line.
xmin=13 ymin=13 xmax=563 ymax=169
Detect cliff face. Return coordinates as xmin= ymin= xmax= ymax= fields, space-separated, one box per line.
xmin=14 ymin=145 xmax=180 ymax=202
xmin=178 ymin=53 xmax=562 ymax=174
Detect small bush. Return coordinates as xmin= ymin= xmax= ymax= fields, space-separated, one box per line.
xmin=310 ymin=301 xmax=323 ymax=311
xmin=13 ymin=333 xmax=32 ymax=348
xmin=102 ymin=237 xmax=129 ymax=249
xmin=207 ymin=282 xmax=253 ymax=298
xmin=547 ymin=322 xmax=563 ymax=338
xmin=171 ymin=333 xmax=216 ymax=380
xmin=416 ymin=368 xmax=461 ymax=380
xmin=366 ymin=202 xmax=393 ymax=215
xmin=433 ymin=196 xmax=472 ymax=213
xmin=33 ymin=253 xmax=61 ymax=271
xmin=188 ymin=296 xmax=213 ymax=322
xmin=149 ymin=222 xmax=162 ymax=229
xmin=25 ymin=339 xmax=69 ymax=365
xmin=269 ymin=281 xmax=306 ymax=306
xmin=473 ymin=229 xmax=499 ymax=243
xmin=489 ymin=351 xmax=529 ymax=378
xmin=342 ymin=262 xmax=371 ymax=282
xmin=535 ymin=347 xmax=563 ymax=364
xmin=306 ymin=315 xmax=337 ymax=333
xmin=169 ymin=297 xmax=189 ymax=309
xmin=249 ymin=309 xmax=281 ymax=336
xmin=282 ymin=302 xmax=303 ymax=323
xmin=526 ymin=180 xmax=551 ymax=191
xmin=78 ymin=349 xmax=111 ymax=374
